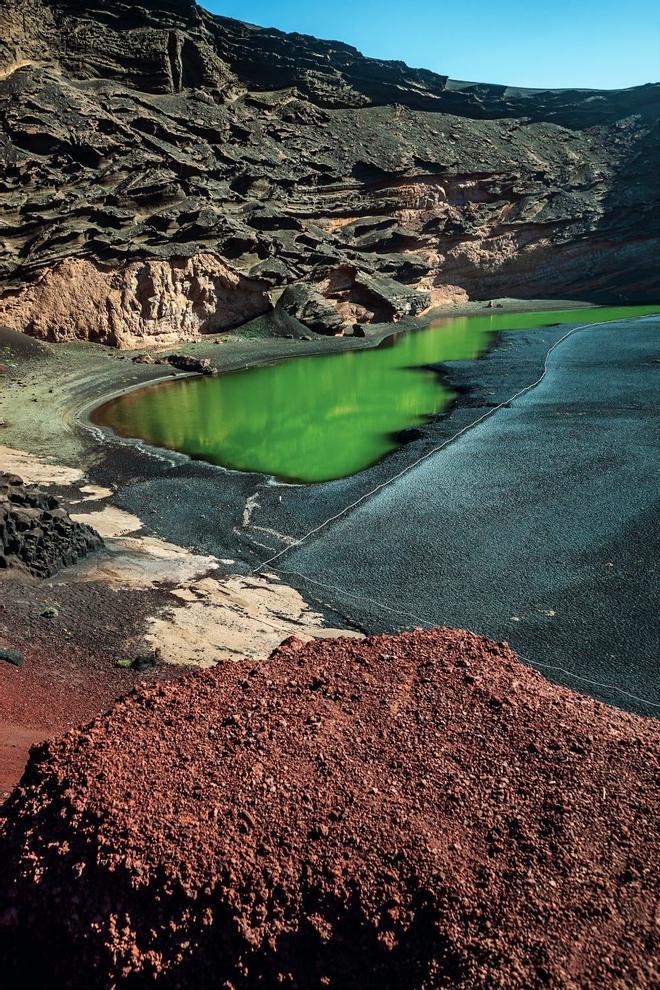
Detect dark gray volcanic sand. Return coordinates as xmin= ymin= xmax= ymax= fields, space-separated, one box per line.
xmin=282 ymin=317 xmax=660 ymax=715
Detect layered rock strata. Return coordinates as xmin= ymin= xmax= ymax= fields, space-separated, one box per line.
xmin=0 ymin=0 xmax=658 ymax=345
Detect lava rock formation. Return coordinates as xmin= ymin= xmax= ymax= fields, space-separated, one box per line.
xmin=0 ymin=0 xmax=658 ymax=345
xmin=0 ymin=471 xmax=103 ymax=576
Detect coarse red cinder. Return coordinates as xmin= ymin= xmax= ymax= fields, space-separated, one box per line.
xmin=1 ymin=628 xmax=658 ymax=989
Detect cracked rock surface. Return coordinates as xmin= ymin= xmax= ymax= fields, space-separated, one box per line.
xmin=0 ymin=0 xmax=658 ymax=345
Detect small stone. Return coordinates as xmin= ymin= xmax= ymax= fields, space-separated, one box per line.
xmin=131 ymin=655 xmax=157 ymax=672
xmin=0 ymin=647 xmax=23 ymax=668
xmin=165 ymin=354 xmax=218 ymax=376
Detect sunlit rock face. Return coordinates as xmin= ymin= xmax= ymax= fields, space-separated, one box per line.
xmin=0 ymin=254 xmax=270 ymax=347
xmin=0 ymin=0 xmax=658 ymax=345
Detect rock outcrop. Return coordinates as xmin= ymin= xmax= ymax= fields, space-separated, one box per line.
xmin=1 ymin=628 xmax=657 ymax=989
xmin=162 ymin=352 xmax=217 ymax=374
xmin=0 ymin=254 xmax=270 ymax=347
xmin=0 ymin=0 xmax=658 ymax=346
xmin=0 ymin=472 xmax=103 ymax=576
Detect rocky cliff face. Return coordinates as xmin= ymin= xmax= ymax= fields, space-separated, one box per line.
xmin=0 ymin=0 xmax=658 ymax=346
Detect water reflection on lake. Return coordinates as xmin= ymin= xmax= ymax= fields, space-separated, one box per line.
xmin=92 ymin=306 xmax=658 ymax=483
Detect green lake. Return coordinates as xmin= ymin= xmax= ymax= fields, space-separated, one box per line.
xmin=92 ymin=306 xmax=659 ymax=483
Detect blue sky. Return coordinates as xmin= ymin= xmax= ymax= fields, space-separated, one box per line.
xmin=204 ymin=0 xmax=659 ymax=90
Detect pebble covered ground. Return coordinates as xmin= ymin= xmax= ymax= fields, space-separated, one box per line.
xmin=1 ymin=628 xmax=657 ymax=989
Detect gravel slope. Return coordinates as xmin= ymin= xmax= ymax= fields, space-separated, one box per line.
xmin=1 ymin=628 xmax=658 ymax=989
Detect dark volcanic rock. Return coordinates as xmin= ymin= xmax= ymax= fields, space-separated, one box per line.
xmin=0 ymin=629 xmax=657 ymax=989
xmin=393 ymin=426 xmax=425 ymax=444
xmin=130 ymin=654 xmax=158 ymax=672
xmin=0 ymin=647 xmax=23 ymax=668
xmin=0 ymin=0 xmax=658 ymax=346
xmin=0 ymin=472 xmax=103 ymax=577
xmin=164 ymin=352 xmax=217 ymax=374
xmin=276 ymin=283 xmax=347 ymax=336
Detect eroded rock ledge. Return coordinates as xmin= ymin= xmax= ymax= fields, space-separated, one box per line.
xmin=1 ymin=628 xmax=657 ymax=988
xmin=0 ymin=0 xmax=658 ymax=344
xmin=0 ymin=471 xmax=103 ymax=576
xmin=0 ymin=254 xmax=271 ymax=347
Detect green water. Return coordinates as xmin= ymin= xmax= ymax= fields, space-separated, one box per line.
xmin=93 ymin=306 xmax=659 ymax=483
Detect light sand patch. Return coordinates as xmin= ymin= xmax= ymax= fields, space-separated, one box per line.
xmin=170 ymin=587 xmax=199 ymax=602
xmin=70 ymin=506 xmax=143 ymax=538
xmin=79 ymin=484 xmax=114 ymax=501
xmin=241 ymin=492 xmax=260 ymax=528
xmin=0 ymin=444 xmax=84 ymax=486
xmin=73 ymin=535 xmax=219 ymax=589
xmin=0 ymin=60 xmax=33 ymax=81
xmin=1 ymin=446 xmax=357 ymax=666
xmin=144 ymin=572 xmax=362 ymax=667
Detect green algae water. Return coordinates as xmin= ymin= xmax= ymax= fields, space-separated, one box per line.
xmin=93 ymin=306 xmax=659 ymax=483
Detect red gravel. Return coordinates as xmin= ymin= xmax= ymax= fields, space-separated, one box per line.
xmin=0 ymin=573 xmax=180 ymax=796
xmin=1 ymin=628 xmax=658 ymax=989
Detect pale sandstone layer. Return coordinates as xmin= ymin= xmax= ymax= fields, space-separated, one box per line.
xmin=0 ymin=254 xmax=270 ymax=347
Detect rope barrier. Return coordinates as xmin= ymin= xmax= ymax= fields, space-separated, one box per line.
xmin=270 ymin=567 xmax=660 ymax=710
xmin=250 ymin=317 xmax=659 ymax=710
xmin=252 ymin=318 xmax=609 ymax=573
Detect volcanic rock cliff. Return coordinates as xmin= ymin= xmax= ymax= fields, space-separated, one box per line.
xmin=0 ymin=0 xmax=658 ymax=346
xmin=0 ymin=470 xmax=103 ymax=576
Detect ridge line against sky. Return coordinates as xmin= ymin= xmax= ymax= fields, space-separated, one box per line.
xmin=204 ymin=0 xmax=659 ymax=91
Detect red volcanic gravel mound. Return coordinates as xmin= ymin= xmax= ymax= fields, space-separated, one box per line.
xmin=1 ymin=628 xmax=658 ymax=989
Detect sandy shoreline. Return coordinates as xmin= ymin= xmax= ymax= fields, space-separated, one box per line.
xmin=0 ymin=442 xmax=361 ymax=795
